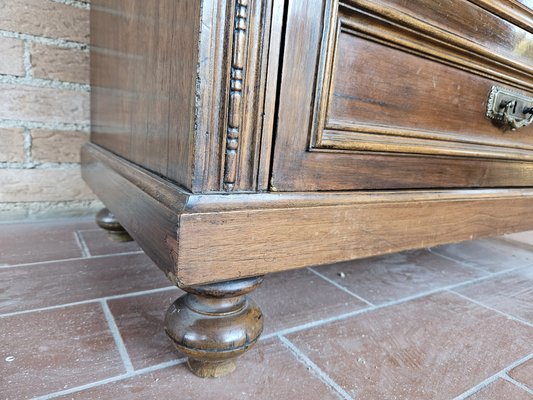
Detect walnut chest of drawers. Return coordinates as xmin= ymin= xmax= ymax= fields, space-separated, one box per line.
xmin=83 ymin=0 xmax=533 ymax=377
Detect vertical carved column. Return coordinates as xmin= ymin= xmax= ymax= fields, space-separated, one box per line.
xmin=165 ymin=276 xmax=264 ymax=378
xmin=223 ymin=0 xmax=249 ymax=191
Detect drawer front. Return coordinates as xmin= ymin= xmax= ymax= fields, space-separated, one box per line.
xmin=271 ymin=0 xmax=533 ymax=191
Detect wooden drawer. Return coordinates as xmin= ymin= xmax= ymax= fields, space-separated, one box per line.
xmin=271 ymin=0 xmax=533 ymax=191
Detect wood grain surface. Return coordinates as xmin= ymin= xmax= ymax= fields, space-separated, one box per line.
xmin=325 ymin=32 xmax=533 ymax=154
xmin=90 ymin=0 xmax=200 ymax=189
xmin=177 ymin=191 xmax=533 ymax=284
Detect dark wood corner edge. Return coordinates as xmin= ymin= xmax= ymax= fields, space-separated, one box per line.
xmin=81 ymin=142 xmax=187 ymax=284
xmin=82 ymin=143 xmax=533 ymax=286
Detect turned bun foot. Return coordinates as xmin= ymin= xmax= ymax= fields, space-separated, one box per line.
xmin=95 ymin=208 xmax=133 ymax=242
xmin=164 ymin=276 xmax=264 ymax=378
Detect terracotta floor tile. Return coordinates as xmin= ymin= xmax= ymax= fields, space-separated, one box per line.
xmin=2 ymin=218 xmax=533 ymax=399
xmin=0 ymin=303 xmax=124 ymax=399
xmin=107 ymin=290 xmax=184 ymax=370
xmin=55 ymin=339 xmax=341 ymax=400
xmin=252 ymin=268 xmax=368 ymax=334
xmin=79 ymin=229 xmax=141 ymax=256
xmin=286 ymin=292 xmax=533 ymax=400
xmin=509 ymin=359 xmax=533 ymax=389
xmin=0 ymin=253 xmax=172 ymax=314
xmin=466 ymin=379 xmax=532 ymax=399
xmin=430 ymin=238 xmax=533 ymax=272
xmin=312 ymin=249 xmax=484 ymax=305
xmin=0 ymin=219 xmax=93 ymax=265
xmin=505 ymin=230 xmax=533 ymax=247
xmin=454 ymin=266 xmax=533 ymax=323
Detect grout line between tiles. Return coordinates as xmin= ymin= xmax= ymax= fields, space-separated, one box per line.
xmin=443 ymin=264 xmax=532 ymax=291
xmin=426 ymin=247 xmax=489 ymax=273
xmin=0 ymin=250 xmax=145 ymax=270
xmin=100 ymin=300 xmax=135 ymax=373
xmin=278 ymin=335 xmax=354 ymax=400
xmin=262 ymin=308 xmax=372 ymax=341
xmin=0 ymin=285 xmax=178 ymax=319
xmin=3 ymin=262 xmax=528 ymax=326
xmin=453 ymin=353 xmax=533 ymax=400
xmin=20 ymin=258 xmax=531 ymax=399
xmin=73 ymin=230 xmax=91 ymax=257
xmin=454 ymin=374 xmax=501 ymax=400
xmin=32 ymin=357 xmax=187 ymax=400
xmin=262 ymin=263 xmax=532 ymax=340
xmin=0 ymin=216 xmax=93 ymax=225
xmin=498 ymin=236 xmax=533 ymax=252
xmin=77 ymin=228 xmax=104 ymax=233
xmin=448 ymin=290 xmax=533 ymax=328
xmin=501 ymin=374 xmax=533 ymax=395
xmin=307 ymin=267 xmax=375 ymax=306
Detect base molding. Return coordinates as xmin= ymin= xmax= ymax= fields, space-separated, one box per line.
xmin=82 ymin=142 xmax=533 ymax=286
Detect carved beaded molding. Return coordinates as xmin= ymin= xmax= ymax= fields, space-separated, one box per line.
xmin=223 ymin=0 xmax=249 ymax=192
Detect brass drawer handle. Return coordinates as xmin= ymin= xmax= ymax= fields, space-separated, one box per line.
xmin=486 ymin=86 xmax=533 ymax=131
xmin=501 ymin=101 xmax=533 ymax=131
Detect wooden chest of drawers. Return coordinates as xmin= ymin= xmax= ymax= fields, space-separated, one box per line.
xmin=84 ymin=0 xmax=533 ymax=377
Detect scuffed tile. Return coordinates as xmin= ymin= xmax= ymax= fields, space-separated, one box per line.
xmin=0 ymin=253 xmax=172 ymax=313
xmin=55 ymin=339 xmax=341 ymax=400
xmin=455 ymin=267 xmax=533 ymax=323
xmin=466 ymin=379 xmax=531 ymax=399
xmin=505 ymin=231 xmax=533 ymax=247
xmin=108 ymin=290 xmax=182 ymax=369
xmin=252 ymin=268 xmax=368 ymax=334
xmin=79 ymin=229 xmax=141 ymax=256
xmin=509 ymin=359 xmax=533 ymax=390
xmin=0 ymin=219 xmax=88 ymax=265
xmin=431 ymin=238 xmax=533 ymax=272
xmin=313 ymin=249 xmax=484 ymax=304
xmin=0 ymin=303 xmax=124 ymax=399
xmin=287 ymin=292 xmax=533 ymax=399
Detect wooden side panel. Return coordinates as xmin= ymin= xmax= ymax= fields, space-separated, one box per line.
xmin=90 ymin=0 xmax=200 ymax=190
xmin=90 ymin=0 xmax=275 ymax=193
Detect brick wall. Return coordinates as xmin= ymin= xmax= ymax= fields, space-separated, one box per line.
xmin=0 ymin=0 xmax=102 ymax=221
